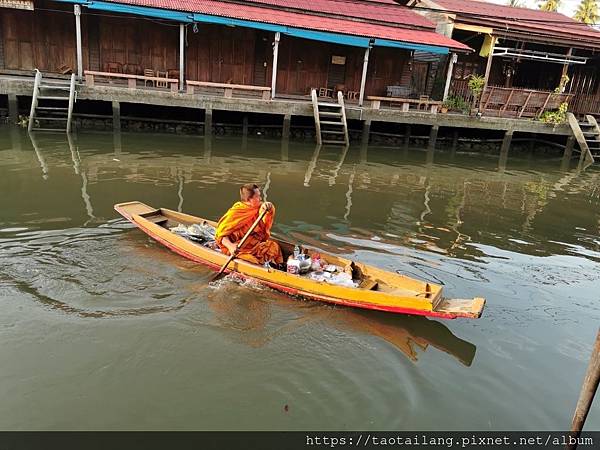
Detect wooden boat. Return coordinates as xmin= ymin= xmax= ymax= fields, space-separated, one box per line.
xmin=114 ymin=201 xmax=485 ymax=319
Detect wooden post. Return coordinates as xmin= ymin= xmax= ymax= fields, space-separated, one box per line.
xmin=568 ymin=329 xmax=600 ymax=450
xmin=361 ymin=118 xmax=371 ymax=147
xmin=179 ymin=24 xmax=185 ymax=90
xmin=480 ymin=36 xmax=496 ymax=108
xmin=499 ymin=129 xmax=512 ymax=171
xmin=560 ymin=48 xmax=573 ymax=93
xmin=359 ymin=45 xmax=371 ymax=107
xmin=74 ymin=5 xmax=83 ymax=81
xmin=204 ymin=106 xmax=212 ymax=137
xmin=112 ymin=101 xmax=120 ymax=132
xmin=428 ymin=125 xmax=439 ymax=151
xmin=561 ymin=136 xmax=575 ymax=170
xmin=443 ymin=53 xmax=458 ymax=101
xmin=451 ymin=129 xmax=459 ymax=157
xmin=271 ymin=32 xmax=280 ymax=99
xmin=7 ymin=93 xmax=17 ymax=124
xmin=282 ymin=113 xmax=291 ymax=140
xmin=403 ymin=125 xmax=411 ymax=150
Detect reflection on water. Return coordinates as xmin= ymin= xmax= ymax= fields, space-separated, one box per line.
xmin=1 ymin=127 xmax=599 ymax=430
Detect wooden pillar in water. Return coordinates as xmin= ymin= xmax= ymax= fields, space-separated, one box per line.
xmin=428 ymin=125 xmax=439 ymax=150
xmin=241 ymin=115 xmax=248 ymax=152
xmin=360 ymin=119 xmax=371 ymax=163
xmin=403 ymin=124 xmax=411 ymax=155
xmin=567 ymin=329 xmax=600 ymax=450
xmin=451 ymin=129 xmax=459 ymax=158
xmin=499 ymin=129 xmax=513 ymax=171
xmin=561 ymin=136 xmax=575 ymax=170
xmin=112 ymin=101 xmax=120 ymax=132
xmin=7 ymin=93 xmax=17 ymax=124
xmin=281 ymin=113 xmax=290 ymax=161
xmin=204 ymin=105 xmax=212 ymax=137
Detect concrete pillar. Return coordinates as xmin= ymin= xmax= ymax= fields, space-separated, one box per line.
xmin=179 ymin=24 xmax=185 ymax=89
xmin=113 ymin=129 xmax=122 ymax=155
xmin=282 ymin=113 xmax=291 ymax=140
xmin=111 ymin=101 xmax=120 ymax=132
xmin=9 ymin=124 xmax=21 ymax=151
xmin=204 ymin=106 xmax=212 ymax=137
xmin=74 ymin=5 xmax=83 ymax=80
xmin=359 ymin=45 xmax=371 ymax=107
xmin=271 ymin=32 xmax=280 ymax=99
xmin=442 ymin=53 xmax=458 ymax=101
xmin=428 ymin=124 xmax=439 ymax=151
xmin=561 ymin=136 xmax=575 ymax=170
xmin=8 ymin=93 xmax=18 ymax=124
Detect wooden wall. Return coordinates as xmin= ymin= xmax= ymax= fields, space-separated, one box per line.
xmin=93 ymin=14 xmax=179 ymax=74
xmin=186 ymin=24 xmax=257 ymax=84
xmin=0 ymin=4 xmax=414 ymax=97
xmin=0 ymin=0 xmax=77 ymax=72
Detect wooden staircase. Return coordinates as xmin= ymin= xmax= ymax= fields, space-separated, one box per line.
xmin=567 ymin=112 xmax=597 ymax=165
xmin=28 ymin=69 xmax=77 ymax=133
xmin=311 ymin=89 xmax=349 ymax=146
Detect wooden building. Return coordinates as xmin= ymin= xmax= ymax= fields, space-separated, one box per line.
xmin=0 ymin=0 xmax=470 ymax=103
xmin=407 ymin=0 xmax=600 ymax=116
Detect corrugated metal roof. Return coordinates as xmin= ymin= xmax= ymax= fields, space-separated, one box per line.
xmin=95 ymin=0 xmax=472 ymax=51
xmin=242 ymin=0 xmax=436 ymax=30
xmin=432 ymin=0 xmax=600 ymax=45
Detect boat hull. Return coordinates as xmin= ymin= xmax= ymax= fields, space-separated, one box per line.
xmin=115 ymin=201 xmax=485 ymax=319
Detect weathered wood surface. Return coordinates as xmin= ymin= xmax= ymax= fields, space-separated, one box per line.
xmin=368 ymin=96 xmax=441 ymax=113
xmin=85 ymin=70 xmax=178 ymax=92
xmin=186 ymin=80 xmax=271 ymax=99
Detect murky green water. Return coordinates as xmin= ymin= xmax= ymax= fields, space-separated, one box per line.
xmin=1 ymin=126 xmax=599 ymax=430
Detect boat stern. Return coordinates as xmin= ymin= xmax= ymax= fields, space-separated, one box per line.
xmin=434 ymin=297 xmax=486 ymax=319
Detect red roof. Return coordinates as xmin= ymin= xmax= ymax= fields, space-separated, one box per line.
xmin=430 ymin=0 xmax=600 ymax=47
xmin=243 ymin=0 xmax=436 ymax=30
xmin=98 ymin=0 xmax=472 ymax=51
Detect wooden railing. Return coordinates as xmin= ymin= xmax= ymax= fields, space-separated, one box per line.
xmin=84 ymin=70 xmax=179 ymax=92
xmin=479 ymin=86 xmax=572 ymax=118
xmin=570 ymin=92 xmax=600 ymax=117
xmin=186 ymin=81 xmax=271 ymax=100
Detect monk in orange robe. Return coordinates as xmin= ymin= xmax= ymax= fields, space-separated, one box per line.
xmin=215 ymin=183 xmax=283 ymax=266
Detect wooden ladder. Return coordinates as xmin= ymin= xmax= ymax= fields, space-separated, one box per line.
xmin=567 ymin=112 xmax=597 ymax=166
xmin=28 ymin=70 xmax=77 ymax=133
xmin=311 ymin=89 xmax=349 ymax=146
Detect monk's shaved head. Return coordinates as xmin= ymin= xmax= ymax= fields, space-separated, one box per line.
xmin=240 ymin=183 xmax=260 ymax=201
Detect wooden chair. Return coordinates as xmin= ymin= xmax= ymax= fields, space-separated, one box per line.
xmin=167 ymin=69 xmax=180 ymax=82
xmin=156 ymin=70 xmax=168 ymax=89
xmin=144 ymin=69 xmax=155 ymax=87
xmin=106 ymin=62 xmax=122 ymax=74
xmin=346 ymin=91 xmax=359 ymax=101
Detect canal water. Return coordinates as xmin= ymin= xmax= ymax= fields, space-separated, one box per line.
xmin=1 ymin=126 xmax=599 ymax=430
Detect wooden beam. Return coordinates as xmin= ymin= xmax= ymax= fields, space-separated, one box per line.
xmin=179 ymin=24 xmax=185 ymax=89
xmin=568 ymin=329 xmax=600 ymax=450
xmin=443 ymin=53 xmax=457 ymax=101
xmin=74 ymin=4 xmax=83 ymax=80
xmin=359 ymin=46 xmax=371 ymax=107
xmin=271 ymin=32 xmax=280 ymax=100
xmin=480 ymin=37 xmax=496 ymax=109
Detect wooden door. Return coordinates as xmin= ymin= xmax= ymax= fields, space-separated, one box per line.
xmin=411 ymin=62 xmax=430 ymax=96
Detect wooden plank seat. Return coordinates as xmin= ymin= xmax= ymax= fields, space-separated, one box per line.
xmin=367 ymin=96 xmax=442 ymax=113
xmin=84 ymin=70 xmax=179 ymax=92
xmin=480 ymin=87 xmax=511 ymax=116
xmin=186 ymin=80 xmax=271 ymax=100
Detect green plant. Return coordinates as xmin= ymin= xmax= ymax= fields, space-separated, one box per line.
xmin=442 ymin=95 xmax=470 ymax=113
xmin=467 ymin=74 xmax=485 ymax=97
xmin=539 ymin=102 xmax=568 ymax=125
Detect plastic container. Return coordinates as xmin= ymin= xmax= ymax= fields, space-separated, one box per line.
xmin=287 ymin=257 xmax=300 ymax=274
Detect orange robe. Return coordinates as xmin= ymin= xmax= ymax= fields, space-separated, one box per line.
xmin=215 ymin=201 xmax=283 ymax=265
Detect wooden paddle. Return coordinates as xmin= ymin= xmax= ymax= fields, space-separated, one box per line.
xmin=211 ymin=208 xmax=269 ymax=282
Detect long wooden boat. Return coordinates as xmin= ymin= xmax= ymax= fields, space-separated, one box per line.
xmin=115 ymin=201 xmax=485 ymax=319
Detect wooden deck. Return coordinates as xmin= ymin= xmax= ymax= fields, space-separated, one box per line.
xmin=0 ymin=73 xmax=574 ymax=136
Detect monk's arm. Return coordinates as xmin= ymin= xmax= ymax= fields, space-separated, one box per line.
xmin=221 ymin=236 xmax=238 ymax=254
